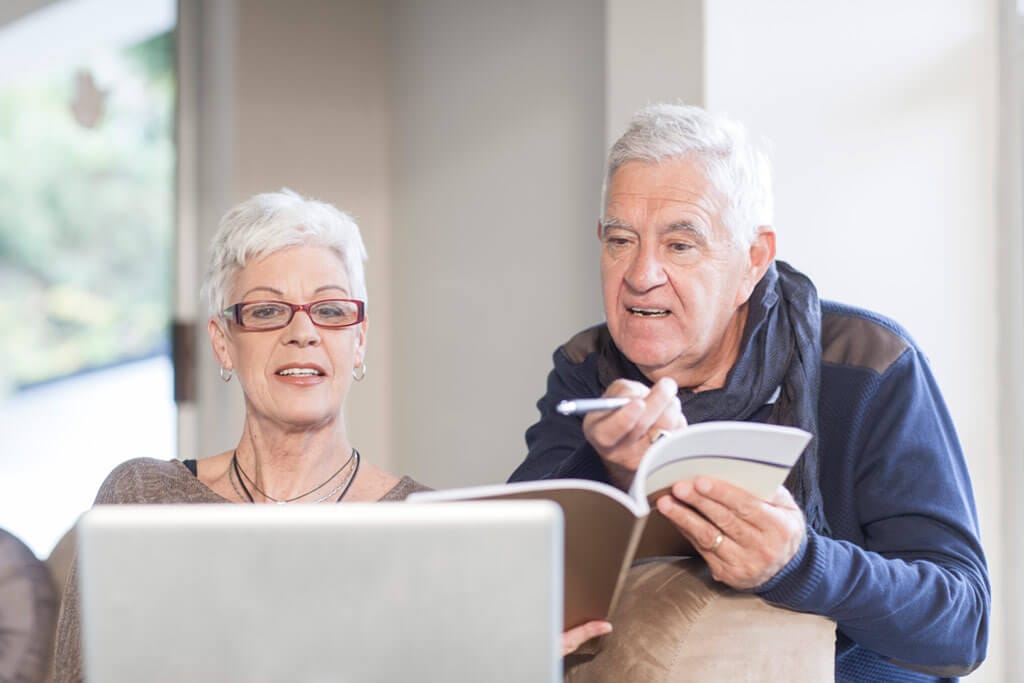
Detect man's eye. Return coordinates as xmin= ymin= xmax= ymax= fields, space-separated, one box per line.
xmin=668 ymin=242 xmax=694 ymax=253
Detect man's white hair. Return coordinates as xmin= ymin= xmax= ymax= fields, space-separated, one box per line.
xmin=603 ymin=103 xmax=774 ymax=247
xmin=201 ymin=189 xmax=368 ymax=318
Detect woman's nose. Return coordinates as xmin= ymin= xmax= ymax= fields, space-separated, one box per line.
xmin=283 ymin=310 xmax=321 ymax=346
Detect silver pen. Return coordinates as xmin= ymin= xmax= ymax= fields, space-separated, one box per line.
xmin=555 ymin=397 xmax=631 ymax=416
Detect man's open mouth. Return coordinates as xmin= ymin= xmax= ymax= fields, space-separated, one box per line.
xmin=628 ymin=307 xmax=670 ymax=318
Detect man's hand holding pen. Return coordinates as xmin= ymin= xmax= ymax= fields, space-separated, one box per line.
xmin=572 ymin=377 xmax=687 ymax=490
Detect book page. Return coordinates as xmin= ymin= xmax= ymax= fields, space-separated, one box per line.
xmin=644 ymin=457 xmax=793 ymax=502
xmin=633 ymin=504 xmax=697 ymax=559
xmin=630 ymin=422 xmax=811 ymax=501
xmin=410 ymin=478 xmax=644 ymax=516
xmin=526 ymin=489 xmax=647 ymax=628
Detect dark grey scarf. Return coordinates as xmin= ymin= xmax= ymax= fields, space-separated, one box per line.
xmin=599 ymin=260 xmax=829 ymax=533
xmin=683 ymin=261 xmax=828 ymax=533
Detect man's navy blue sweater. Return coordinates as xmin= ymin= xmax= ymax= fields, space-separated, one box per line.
xmin=510 ymin=302 xmax=990 ymax=681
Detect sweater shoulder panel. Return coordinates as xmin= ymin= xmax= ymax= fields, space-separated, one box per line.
xmin=561 ymin=324 xmax=607 ymax=365
xmin=821 ymin=301 xmax=911 ymax=375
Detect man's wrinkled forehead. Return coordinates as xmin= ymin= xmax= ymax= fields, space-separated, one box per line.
xmin=602 ymin=160 xmax=725 ymax=237
xmin=604 ymin=156 xmax=725 ymax=201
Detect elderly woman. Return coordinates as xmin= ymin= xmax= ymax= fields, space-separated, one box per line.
xmin=54 ymin=190 xmax=605 ymax=679
xmin=53 ymin=190 xmax=425 ymax=679
xmin=198 ymin=189 xmax=425 ymax=504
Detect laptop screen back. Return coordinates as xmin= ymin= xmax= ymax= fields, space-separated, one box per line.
xmin=78 ymin=501 xmax=562 ymax=683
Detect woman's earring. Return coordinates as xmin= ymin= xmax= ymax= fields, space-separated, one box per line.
xmin=352 ymin=363 xmax=366 ymax=382
xmin=219 ymin=366 xmax=233 ymax=382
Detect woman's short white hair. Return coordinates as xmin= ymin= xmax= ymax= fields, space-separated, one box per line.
xmin=604 ymin=103 xmax=774 ymax=247
xmin=201 ymin=189 xmax=368 ymax=318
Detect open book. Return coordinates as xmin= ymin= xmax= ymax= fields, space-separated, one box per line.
xmin=407 ymin=421 xmax=811 ymax=629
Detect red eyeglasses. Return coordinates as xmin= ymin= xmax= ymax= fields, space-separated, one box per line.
xmin=223 ymin=299 xmax=365 ymax=330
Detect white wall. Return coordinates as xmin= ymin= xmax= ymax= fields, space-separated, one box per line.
xmin=605 ymin=0 xmax=703 ymax=144
xmin=997 ymin=2 xmax=1024 ymax=672
xmin=390 ymin=0 xmax=605 ymax=486
xmin=704 ymin=2 xmax=1002 ymax=679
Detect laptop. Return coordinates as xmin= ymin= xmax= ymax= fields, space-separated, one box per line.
xmin=77 ymin=501 xmax=563 ymax=683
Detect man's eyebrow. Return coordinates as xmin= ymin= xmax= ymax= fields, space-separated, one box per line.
xmin=601 ymin=217 xmax=710 ymax=242
xmin=600 ymin=216 xmax=633 ymax=234
xmin=666 ymin=221 xmax=708 ymax=240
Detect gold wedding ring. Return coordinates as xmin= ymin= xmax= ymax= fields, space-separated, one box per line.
xmin=710 ymin=533 xmax=724 ymax=553
xmin=648 ymin=428 xmax=670 ymax=444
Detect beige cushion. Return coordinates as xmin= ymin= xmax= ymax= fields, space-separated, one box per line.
xmin=0 ymin=528 xmax=59 ymax=683
xmin=44 ymin=527 xmax=76 ymax=610
xmin=43 ymin=526 xmax=77 ymax=683
xmin=565 ymin=558 xmax=835 ymax=683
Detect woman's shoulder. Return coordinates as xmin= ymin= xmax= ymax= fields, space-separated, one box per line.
xmin=94 ymin=458 xmax=205 ymax=505
xmin=380 ymin=476 xmax=432 ymax=501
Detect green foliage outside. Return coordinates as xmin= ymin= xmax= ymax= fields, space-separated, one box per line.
xmin=0 ymin=32 xmax=174 ymax=394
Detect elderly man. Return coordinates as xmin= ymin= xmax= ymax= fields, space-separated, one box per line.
xmin=510 ymin=104 xmax=989 ymax=680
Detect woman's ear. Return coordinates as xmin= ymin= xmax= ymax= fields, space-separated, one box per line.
xmin=208 ymin=317 xmax=232 ymax=370
xmin=353 ymin=318 xmax=369 ymax=368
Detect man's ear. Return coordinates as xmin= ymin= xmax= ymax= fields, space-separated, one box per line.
xmin=736 ymin=226 xmax=776 ymax=305
xmin=749 ymin=226 xmax=776 ymax=274
xmin=208 ymin=318 xmax=232 ymax=370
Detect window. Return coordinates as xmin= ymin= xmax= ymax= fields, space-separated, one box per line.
xmin=0 ymin=0 xmax=176 ymax=557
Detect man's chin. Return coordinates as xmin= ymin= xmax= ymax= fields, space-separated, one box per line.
xmin=608 ymin=322 xmax=669 ymax=353
xmin=618 ymin=346 xmax=680 ymax=378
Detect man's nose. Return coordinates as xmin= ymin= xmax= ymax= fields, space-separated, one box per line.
xmin=624 ymin=244 xmax=667 ymax=292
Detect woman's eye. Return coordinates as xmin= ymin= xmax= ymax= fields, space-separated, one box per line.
xmin=316 ymin=305 xmax=344 ymax=318
xmin=251 ymin=305 xmax=284 ymax=319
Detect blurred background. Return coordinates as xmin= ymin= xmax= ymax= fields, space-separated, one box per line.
xmin=0 ymin=1 xmax=1018 ymax=679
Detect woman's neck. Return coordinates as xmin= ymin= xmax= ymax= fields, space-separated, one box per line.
xmin=231 ymin=419 xmax=400 ymax=503
xmin=235 ymin=421 xmax=354 ymax=502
